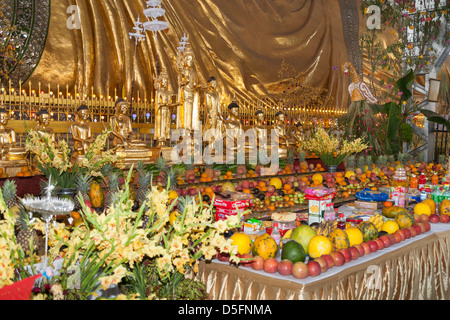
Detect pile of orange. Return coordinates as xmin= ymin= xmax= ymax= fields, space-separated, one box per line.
xmin=199 ymin=172 xmax=213 ymax=183
xmin=222 ymin=171 xmax=234 ymax=180
xmin=16 ymin=166 xmax=32 ymax=177
xmin=0 ymin=168 xmax=7 ymax=179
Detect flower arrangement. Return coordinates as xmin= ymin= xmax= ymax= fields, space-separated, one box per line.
xmin=0 ymin=168 xmax=242 ymax=300
xmin=303 ymin=127 xmax=368 ymax=167
xmin=25 ymin=129 xmax=121 ymax=189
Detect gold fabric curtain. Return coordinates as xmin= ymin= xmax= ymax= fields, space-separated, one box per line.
xmin=29 ymin=0 xmax=350 ymax=107
xmin=195 ymin=231 xmax=450 ymax=300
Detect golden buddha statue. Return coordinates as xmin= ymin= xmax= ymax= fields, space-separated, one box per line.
xmin=292 ymin=119 xmax=304 ymax=150
xmin=176 ymin=39 xmax=200 ymax=133
xmin=203 ymin=76 xmax=223 ymax=145
xmin=272 ymin=111 xmax=295 ymax=158
xmin=253 ymin=109 xmax=269 ymax=150
xmin=35 ymin=109 xmax=56 ymax=141
xmin=0 ymin=108 xmax=27 ymax=160
xmin=154 ymin=69 xmax=179 ymax=147
xmin=71 ymin=105 xmax=95 ymax=161
xmin=110 ymin=98 xmax=152 ymax=166
xmin=219 ymin=102 xmax=244 ymax=155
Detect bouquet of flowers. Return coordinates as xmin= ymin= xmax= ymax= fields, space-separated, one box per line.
xmin=303 ymin=127 xmax=368 ymax=167
xmin=0 ymin=168 xmax=242 ymax=300
xmin=25 ymin=129 xmax=121 ymax=189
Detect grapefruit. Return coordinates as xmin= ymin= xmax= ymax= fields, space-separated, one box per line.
xmin=345 ymin=227 xmax=363 ymax=246
xmin=307 ymin=235 xmax=333 ymax=259
xmin=221 ymin=182 xmax=236 ymax=192
xmin=230 ymin=232 xmax=252 ymax=255
xmin=269 ymin=178 xmax=282 ymax=189
xmin=290 ymin=225 xmax=317 ymax=255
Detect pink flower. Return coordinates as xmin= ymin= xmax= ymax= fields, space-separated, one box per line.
xmin=398 ymin=91 xmax=403 ymax=96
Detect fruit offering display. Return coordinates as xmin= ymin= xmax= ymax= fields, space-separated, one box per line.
xmin=222 ymin=197 xmax=450 ymax=279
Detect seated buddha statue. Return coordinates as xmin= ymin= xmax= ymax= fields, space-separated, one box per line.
xmin=35 ymin=109 xmax=56 ymax=141
xmin=70 ymin=105 xmax=95 ymax=162
xmin=272 ymin=111 xmax=295 ymax=158
xmin=219 ymin=102 xmax=244 ymax=154
xmin=0 ymin=108 xmax=27 ymax=160
xmin=110 ymin=98 xmax=152 ymax=165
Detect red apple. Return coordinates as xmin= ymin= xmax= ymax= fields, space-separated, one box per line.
xmin=322 ymin=254 xmax=335 ymax=269
xmin=263 ymin=258 xmax=278 ymax=273
xmin=429 ymin=214 xmax=440 ymax=223
xmin=314 ymin=257 xmax=328 ymax=273
xmin=403 ymin=228 xmax=411 ymax=239
xmin=218 ymin=252 xmax=230 ymax=262
xmin=388 ymin=234 xmax=396 ymax=245
xmin=414 ymin=214 xmax=422 ymax=223
xmin=412 ymin=224 xmax=422 ymax=235
xmin=423 ymin=221 xmax=431 ymax=232
xmin=330 ymin=251 xmax=345 ymax=266
xmin=354 ymin=244 xmax=365 ymax=257
xmin=84 ymin=200 xmax=92 ymax=208
xmin=292 ymin=262 xmax=309 ymax=279
xmin=417 ymin=222 xmax=427 ymax=234
xmin=239 ymin=254 xmax=253 ymax=267
xmin=251 ymin=256 xmax=264 ymax=270
xmin=421 ymin=214 xmax=430 ymax=223
xmin=349 ymin=246 xmax=360 ymax=260
xmin=338 ymin=248 xmax=352 ymax=263
xmin=367 ymin=240 xmax=378 ymax=253
xmin=307 ymin=260 xmax=322 ymax=277
xmin=361 ymin=242 xmax=371 ymax=255
xmin=380 ymin=235 xmax=391 ymax=248
xmin=408 ymin=226 xmax=417 ymax=237
xmin=277 ymin=259 xmax=293 ymax=276
xmin=440 ymin=214 xmax=450 ymax=223
xmin=393 ymin=231 xmax=403 ymax=243
xmin=375 ymin=238 xmax=385 ymax=250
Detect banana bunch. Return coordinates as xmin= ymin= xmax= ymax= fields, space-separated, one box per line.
xmin=368 ymin=214 xmax=384 ymax=231
xmin=317 ymin=219 xmax=338 ymax=237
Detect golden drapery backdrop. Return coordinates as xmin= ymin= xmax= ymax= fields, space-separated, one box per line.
xmin=28 ymin=0 xmax=350 ymax=109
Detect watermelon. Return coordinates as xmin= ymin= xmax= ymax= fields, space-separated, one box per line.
xmin=281 ymin=240 xmax=306 ymax=263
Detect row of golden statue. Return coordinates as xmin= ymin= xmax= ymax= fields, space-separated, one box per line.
xmin=0 ymin=40 xmax=304 ymax=167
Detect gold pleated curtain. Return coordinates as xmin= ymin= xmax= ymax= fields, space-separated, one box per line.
xmin=29 ymin=0 xmax=349 ymax=107
xmin=195 ymin=231 xmax=450 ymax=300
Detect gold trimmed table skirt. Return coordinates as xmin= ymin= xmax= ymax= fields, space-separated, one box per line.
xmin=195 ymin=227 xmax=450 ymax=300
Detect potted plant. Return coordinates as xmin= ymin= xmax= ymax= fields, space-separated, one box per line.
xmin=303 ymin=127 xmax=368 ymax=173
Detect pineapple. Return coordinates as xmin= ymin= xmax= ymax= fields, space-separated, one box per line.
xmin=346 ymin=155 xmax=356 ymax=172
xmin=184 ymin=156 xmax=195 ymax=182
xmin=357 ymin=155 xmax=365 ymax=171
xmin=204 ymin=163 xmax=214 ymax=179
xmin=105 ymin=172 xmax=120 ymax=208
xmin=286 ymin=149 xmax=295 ymax=171
xmin=16 ymin=205 xmax=39 ymax=255
xmin=74 ymin=173 xmax=92 ymax=210
xmin=2 ymin=179 xmax=17 ymax=209
xmin=365 ymin=155 xmax=373 ymax=171
xmin=298 ymin=151 xmax=308 ymax=171
xmin=165 ymin=167 xmax=179 ymax=190
xmin=136 ymin=171 xmax=151 ymax=206
xmin=387 ymin=155 xmax=395 ymax=166
xmin=155 ymin=156 xmax=167 ymax=176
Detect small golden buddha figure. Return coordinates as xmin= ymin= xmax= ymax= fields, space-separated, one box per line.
xmin=253 ymin=109 xmax=269 ymax=150
xmin=111 ymin=98 xmax=147 ymax=149
xmin=219 ymin=102 xmax=244 ymax=154
xmin=0 ymin=108 xmax=26 ymax=160
xmin=71 ymin=105 xmax=95 ymax=160
xmin=35 ymin=109 xmax=56 ymax=141
xmin=272 ymin=111 xmax=294 ymax=157
xmin=292 ymin=119 xmax=304 ymax=149
xmin=154 ymin=69 xmax=179 ymax=147
xmin=110 ymin=98 xmax=152 ymax=165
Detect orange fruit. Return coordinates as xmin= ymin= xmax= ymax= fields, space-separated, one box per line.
xmin=0 ymin=168 xmax=3 ymax=175
xmin=16 ymin=172 xmax=24 ymax=177
xmin=23 ymin=171 xmax=31 ymax=177
xmin=71 ymin=211 xmax=81 ymax=220
xmin=383 ymin=201 xmax=393 ymax=208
